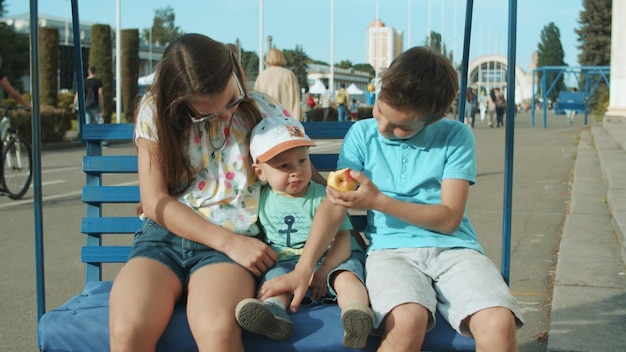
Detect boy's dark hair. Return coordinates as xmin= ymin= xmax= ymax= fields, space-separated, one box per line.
xmin=379 ymin=47 xmax=458 ymax=121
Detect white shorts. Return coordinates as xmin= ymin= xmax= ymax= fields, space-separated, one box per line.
xmin=366 ymin=247 xmax=524 ymax=336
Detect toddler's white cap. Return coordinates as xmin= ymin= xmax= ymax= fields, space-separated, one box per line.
xmin=250 ymin=117 xmax=316 ymax=163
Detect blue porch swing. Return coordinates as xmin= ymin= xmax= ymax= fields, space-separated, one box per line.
xmin=32 ymin=0 xmax=519 ymax=350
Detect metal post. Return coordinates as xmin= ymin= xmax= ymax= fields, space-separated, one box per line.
xmin=30 ymin=0 xmax=45 ymax=320
xmin=502 ymin=0 xmax=518 ymax=284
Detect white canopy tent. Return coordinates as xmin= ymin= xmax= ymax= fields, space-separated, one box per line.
xmin=346 ymin=83 xmax=364 ymax=95
xmin=309 ymin=80 xmax=327 ymax=94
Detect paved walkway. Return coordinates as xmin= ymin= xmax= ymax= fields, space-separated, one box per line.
xmin=547 ymin=115 xmax=626 ymax=351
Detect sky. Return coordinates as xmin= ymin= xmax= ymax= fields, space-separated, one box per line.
xmin=4 ymin=0 xmax=583 ymax=73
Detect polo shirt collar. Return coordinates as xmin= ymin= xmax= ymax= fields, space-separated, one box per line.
xmin=378 ymin=119 xmax=442 ymax=150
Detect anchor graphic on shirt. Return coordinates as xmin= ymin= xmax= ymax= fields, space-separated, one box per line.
xmin=279 ymin=215 xmax=298 ymax=247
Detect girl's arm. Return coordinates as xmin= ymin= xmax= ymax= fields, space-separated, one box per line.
xmin=137 ymin=138 xmax=277 ymax=276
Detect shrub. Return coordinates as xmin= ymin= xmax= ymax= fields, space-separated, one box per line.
xmin=58 ymin=92 xmax=76 ymax=111
xmin=6 ymin=105 xmax=74 ymax=143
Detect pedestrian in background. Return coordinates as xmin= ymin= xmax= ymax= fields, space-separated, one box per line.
xmin=349 ymin=98 xmax=359 ymax=122
xmin=254 ymin=48 xmax=303 ymax=121
xmin=335 ymin=83 xmax=350 ymax=122
xmin=302 ymin=88 xmax=315 ymax=122
xmin=495 ymin=89 xmax=506 ymax=128
xmin=73 ymin=66 xmax=104 ymax=124
xmin=319 ymin=84 xmax=332 ymax=122
xmin=478 ymin=89 xmax=487 ymax=123
xmin=565 ymin=87 xmax=578 ymax=124
xmin=463 ymin=87 xmax=477 ymax=128
xmin=0 ymin=54 xmax=31 ymax=109
xmin=487 ymin=88 xmax=497 ymax=128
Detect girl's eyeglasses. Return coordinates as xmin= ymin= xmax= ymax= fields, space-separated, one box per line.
xmin=187 ymin=72 xmax=245 ymax=123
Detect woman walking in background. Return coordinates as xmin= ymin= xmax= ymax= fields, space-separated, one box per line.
xmin=254 ymin=48 xmax=303 ymax=121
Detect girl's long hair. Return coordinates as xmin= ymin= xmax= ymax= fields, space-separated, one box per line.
xmin=147 ymin=33 xmax=262 ymax=196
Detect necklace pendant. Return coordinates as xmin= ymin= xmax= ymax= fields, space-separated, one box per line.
xmin=211 ymin=151 xmax=217 ymax=159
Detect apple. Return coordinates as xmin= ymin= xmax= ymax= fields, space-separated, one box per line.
xmin=327 ymin=168 xmax=358 ymax=192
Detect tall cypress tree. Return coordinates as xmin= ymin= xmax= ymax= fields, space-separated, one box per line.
xmin=39 ymin=27 xmax=59 ymax=107
xmin=576 ymin=0 xmax=611 ymax=112
xmin=576 ymin=0 xmax=612 ymax=66
xmin=536 ymin=22 xmax=567 ymax=101
xmin=121 ymin=29 xmax=139 ymax=120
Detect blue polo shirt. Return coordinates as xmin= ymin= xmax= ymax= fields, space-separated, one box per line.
xmin=337 ymin=118 xmax=483 ymax=253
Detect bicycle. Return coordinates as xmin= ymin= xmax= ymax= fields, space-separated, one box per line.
xmin=0 ymin=106 xmax=33 ymax=199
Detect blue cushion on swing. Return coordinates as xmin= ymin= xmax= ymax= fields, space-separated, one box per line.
xmin=38 ymin=281 xmax=475 ymax=351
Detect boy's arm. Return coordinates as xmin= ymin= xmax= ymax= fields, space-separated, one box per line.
xmin=328 ymin=170 xmax=469 ymax=235
xmin=310 ymin=230 xmax=351 ymax=299
xmin=258 ymin=197 xmax=347 ymax=311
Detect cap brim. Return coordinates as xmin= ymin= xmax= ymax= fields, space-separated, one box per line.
xmin=256 ymin=140 xmax=316 ymax=163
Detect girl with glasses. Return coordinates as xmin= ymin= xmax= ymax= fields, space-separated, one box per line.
xmin=109 ymin=33 xmax=299 ymax=351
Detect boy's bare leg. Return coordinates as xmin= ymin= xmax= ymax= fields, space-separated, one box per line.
xmin=467 ymin=307 xmax=518 ymax=352
xmin=378 ymin=303 xmax=429 ymax=352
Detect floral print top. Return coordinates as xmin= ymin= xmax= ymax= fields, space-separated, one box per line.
xmin=135 ymin=91 xmax=292 ymax=236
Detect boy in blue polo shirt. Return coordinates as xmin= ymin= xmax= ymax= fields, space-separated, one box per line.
xmin=259 ymin=47 xmax=524 ymax=351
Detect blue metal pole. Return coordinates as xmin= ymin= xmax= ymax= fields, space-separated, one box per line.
xmin=531 ymin=69 xmax=536 ymax=126
xmin=457 ymin=0 xmax=474 ymax=122
xmin=71 ymin=0 xmax=86 ymax=135
xmin=30 ymin=0 xmax=46 ymax=320
xmin=502 ymin=0 xmax=518 ymax=285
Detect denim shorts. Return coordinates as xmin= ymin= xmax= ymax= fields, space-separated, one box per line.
xmin=262 ymin=250 xmax=366 ymax=304
xmin=366 ymin=247 xmax=524 ymax=334
xmin=128 ymin=218 xmax=243 ymax=288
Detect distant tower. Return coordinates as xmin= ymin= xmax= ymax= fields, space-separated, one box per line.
xmin=367 ymin=18 xmax=403 ymax=76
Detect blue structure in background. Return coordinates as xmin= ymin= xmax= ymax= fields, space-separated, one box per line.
xmin=531 ymin=66 xmax=611 ymax=128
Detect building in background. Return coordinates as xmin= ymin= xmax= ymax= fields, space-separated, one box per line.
xmin=467 ymin=53 xmax=536 ymax=104
xmin=366 ymin=18 xmax=403 ymax=76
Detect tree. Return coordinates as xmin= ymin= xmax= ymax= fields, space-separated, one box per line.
xmin=336 ymin=60 xmax=353 ymax=69
xmin=283 ymin=45 xmax=309 ymax=90
xmin=536 ymin=22 xmax=567 ymax=101
xmin=90 ymin=24 xmax=113 ymax=123
xmin=425 ymin=31 xmax=447 ymax=56
xmin=121 ymin=29 xmax=139 ymax=120
xmin=354 ymin=63 xmax=375 ymax=79
xmin=576 ymin=0 xmax=611 ymax=112
xmin=142 ymin=6 xmax=184 ymax=46
xmin=576 ymin=0 xmax=612 ymax=66
xmin=241 ymin=49 xmax=259 ymax=83
xmin=39 ymin=27 xmax=59 ymax=106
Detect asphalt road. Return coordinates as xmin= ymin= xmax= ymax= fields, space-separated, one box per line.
xmin=0 ymin=110 xmax=583 ymax=351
